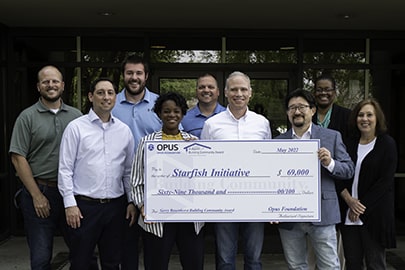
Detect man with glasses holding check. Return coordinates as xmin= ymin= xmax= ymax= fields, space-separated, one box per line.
xmin=276 ymin=89 xmax=354 ymax=270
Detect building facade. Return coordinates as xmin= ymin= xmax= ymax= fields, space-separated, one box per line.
xmin=1 ymin=27 xmax=405 ymax=241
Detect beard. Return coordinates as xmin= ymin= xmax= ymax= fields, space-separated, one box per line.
xmin=125 ymin=79 xmax=146 ymax=96
xmin=292 ymin=116 xmax=305 ymax=127
xmin=293 ymin=121 xmax=305 ymax=128
xmin=40 ymin=91 xmax=62 ymax=102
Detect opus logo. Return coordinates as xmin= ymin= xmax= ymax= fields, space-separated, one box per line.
xmin=148 ymin=144 xmax=155 ymax=151
xmin=155 ymin=143 xmax=179 ymax=151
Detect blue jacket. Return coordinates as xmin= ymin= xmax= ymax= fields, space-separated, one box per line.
xmin=276 ymin=124 xmax=354 ymax=227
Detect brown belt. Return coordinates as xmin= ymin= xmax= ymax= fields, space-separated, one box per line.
xmin=35 ymin=178 xmax=58 ymax=187
xmin=75 ymin=195 xmax=122 ymax=204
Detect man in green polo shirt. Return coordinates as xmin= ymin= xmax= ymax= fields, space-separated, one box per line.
xmin=9 ymin=65 xmax=83 ymax=270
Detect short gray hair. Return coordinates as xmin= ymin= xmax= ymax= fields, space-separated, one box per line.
xmin=225 ymin=71 xmax=252 ymax=91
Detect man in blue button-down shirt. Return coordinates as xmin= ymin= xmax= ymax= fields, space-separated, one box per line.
xmin=112 ymin=55 xmax=162 ymax=269
xmin=112 ymin=55 xmax=161 ymax=149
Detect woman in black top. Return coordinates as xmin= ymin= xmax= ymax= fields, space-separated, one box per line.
xmin=337 ymin=98 xmax=397 ymax=270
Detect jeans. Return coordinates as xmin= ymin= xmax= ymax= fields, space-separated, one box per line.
xmin=278 ymin=223 xmax=340 ymax=270
xmin=19 ymin=185 xmax=68 ymax=270
xmin=215 ymin=222 xmax=264 ymax=270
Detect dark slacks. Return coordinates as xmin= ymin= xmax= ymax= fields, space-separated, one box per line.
xmin=340 ymin=224 xmax=386 ymax=270
xmin=121 ymin=213 xmax=142 ymax=270
xmin=67 ymin=196 xmax=126 ymax=270
xmin=142 ymin=223 xmax=205 ymax=270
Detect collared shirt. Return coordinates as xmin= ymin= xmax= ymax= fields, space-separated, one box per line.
xmin=200 ymin=107 xmax=271 ymax=140
xmin=112 ymin=88 xmax=162 ymax=150
xmin=292 ymin=124 xmax=312 ymax=140
xmin=58 ymin=109 xmax=135 ymax=208
xmin=317 ymin=107 xmax=332 ymax=128
xmin=292 ymin=123 xmax=335 ymax=172
xmin=9 ymin=99 xmax=82 ymax=179
xmin=181 ymin=102 xmax=226 ymax=138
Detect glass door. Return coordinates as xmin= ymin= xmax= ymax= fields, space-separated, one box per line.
xmin=152 ymin=70 xmax=291 ymax=138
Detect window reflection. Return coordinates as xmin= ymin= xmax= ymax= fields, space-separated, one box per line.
xmin=250 ymin=79 xmax=288 ymax=136
xmin=151 ymin=50 xmax=220 ymax=63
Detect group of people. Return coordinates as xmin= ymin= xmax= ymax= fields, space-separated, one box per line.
xmin=9 ymin=55 xmax=397 ymax=270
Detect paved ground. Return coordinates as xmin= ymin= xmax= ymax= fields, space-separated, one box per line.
xmin=1 ymin=234 xmax=405 ymax=269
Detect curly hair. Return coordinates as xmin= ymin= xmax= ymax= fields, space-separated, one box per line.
xmin=153 ymin=92 xmax=188 ymax=116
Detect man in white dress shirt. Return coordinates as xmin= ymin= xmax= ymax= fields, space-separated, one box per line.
xmin=58 ymin=77 xmax=135 ymax=269
xmin=201 ymin=71 xmax=271 ymax=270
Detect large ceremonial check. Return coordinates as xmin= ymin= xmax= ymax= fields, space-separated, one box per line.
xmin=144 ymin=139 xmax=321 ymax=222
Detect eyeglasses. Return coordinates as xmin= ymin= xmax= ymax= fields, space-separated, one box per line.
xmin=287 ymin=104 xmax=310 ymax=113
xmin=315 ymin=87 xmax=335 ymax=93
